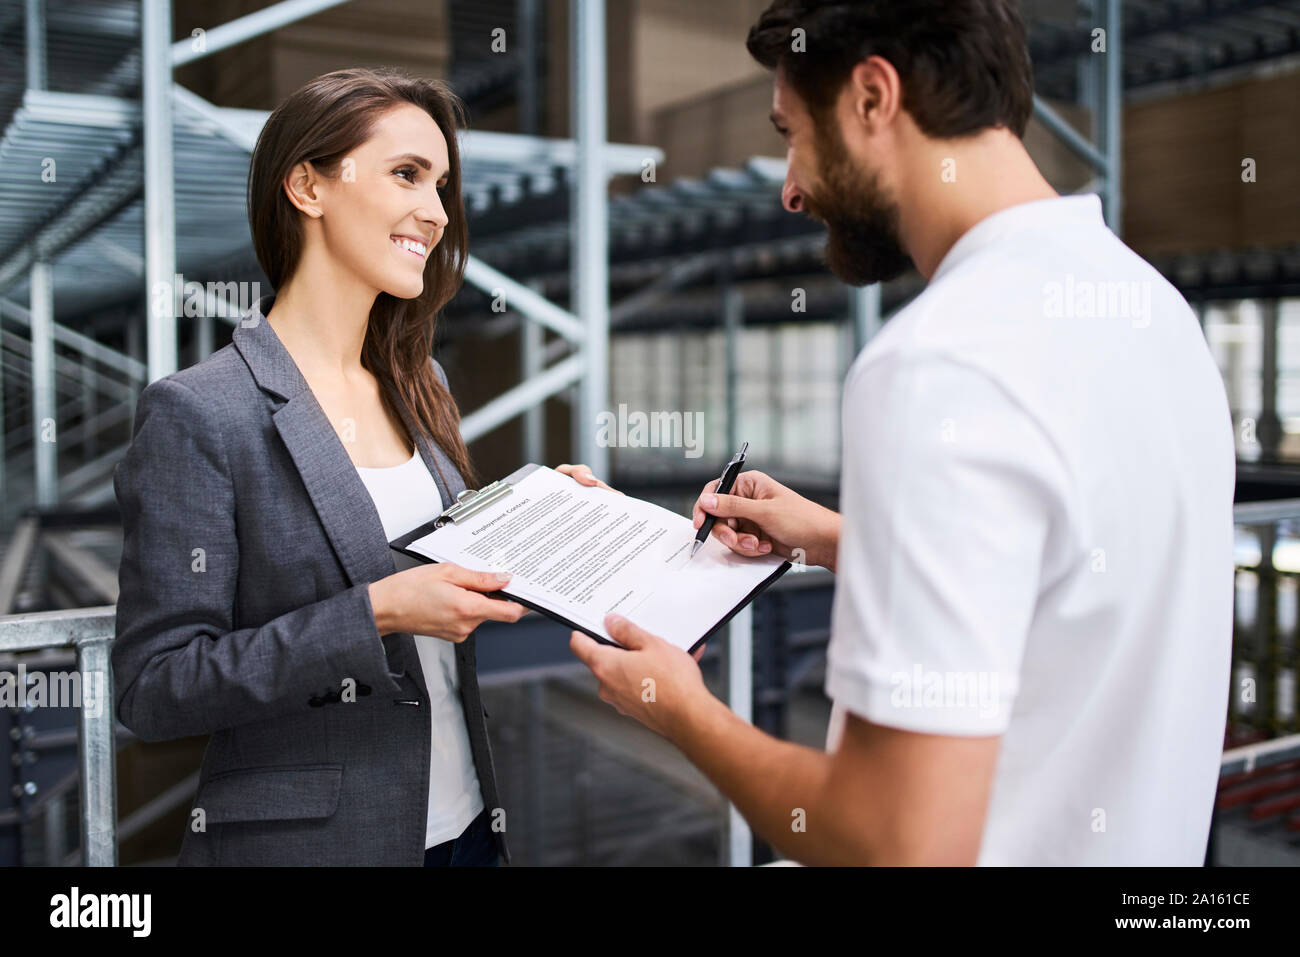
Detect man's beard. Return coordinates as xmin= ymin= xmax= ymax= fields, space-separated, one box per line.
xmin=802 ymin=127 xmax=914 ymax=287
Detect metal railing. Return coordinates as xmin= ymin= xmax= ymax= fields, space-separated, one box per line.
xmin=1220 ymin=732 xmax=1300 ymax=777
xmin=0 ymin=606 xmax=116 ymax=866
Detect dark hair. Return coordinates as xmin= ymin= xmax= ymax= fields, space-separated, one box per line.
xmin=247 ymin=66 xmax=477 ymax=487
xmin=746 ymin=0 xmax=1035 ymax=139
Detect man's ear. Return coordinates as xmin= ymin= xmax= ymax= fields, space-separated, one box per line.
xmin=283 ymin=160 xmax=323 ymax=218
xmin=850 ymin=55 xmax=903 ymax=134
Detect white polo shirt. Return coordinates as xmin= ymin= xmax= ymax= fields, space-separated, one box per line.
xmin=824 ymin=194 xmax=1235 ymax=865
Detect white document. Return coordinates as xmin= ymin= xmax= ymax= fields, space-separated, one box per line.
xmin=401 ymin=465 xmax=789 ymax=651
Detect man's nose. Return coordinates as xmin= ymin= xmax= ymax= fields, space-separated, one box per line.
xmin=782 ymin=175 xmax=804 ymax=214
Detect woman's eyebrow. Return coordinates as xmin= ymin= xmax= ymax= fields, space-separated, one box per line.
xmin=384 ymin=152 xmax=447 ymax=176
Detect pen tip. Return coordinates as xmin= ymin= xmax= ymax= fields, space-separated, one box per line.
xmin=690 ymin=539 xmax=703 ymax=559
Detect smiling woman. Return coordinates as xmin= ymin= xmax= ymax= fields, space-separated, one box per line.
xmin=111 ymin=67 xmax=550 ymax=868
xmin=246 ymin=67 xmax=474 ymax=488
xmin=112 ymin=65 xmax=622 ymax=867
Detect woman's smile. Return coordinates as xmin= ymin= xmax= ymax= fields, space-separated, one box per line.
xmin=390 ymin=234 xmax=430 ymax=260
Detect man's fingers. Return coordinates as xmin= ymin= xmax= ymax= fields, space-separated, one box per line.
xmin=712 ymin=523 xmax=769 ymax=555
xmin=604 ymin=612 xmax=652 ymax=650
xmin=700 ymin=492 xmax=767 ymax=527
xmin=691 ymin=643 xmax=707 ymax=662
xmin=569 ymin=629 xmax=608 ymax=670
xmin=692 ymin=480 xmax=721 ymax=526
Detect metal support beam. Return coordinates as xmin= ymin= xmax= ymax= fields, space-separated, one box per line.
xmin=1220 ymin=731 xmax=1300 ymax=777
xmin=1029 ymin=1 xmax=1122 ymax=232
xmin=76 ymin=635 xmax=117 ymax=866
xmin=0 ymin=327 xmax=139 ymax=405
xmin=171 ymin=0 xmax=354 ymax=68
xmin=1078 ymin=0 xmax=1101 ymax=147
xmin=723 ymin=282 xmax=743 ymax=453
xmin=24 ymin=0 xmax=45 ymax=92
xmin=80 ymin=358 xmax=97 ymax=461
xmin=1102 ymin=0 xmax=1124 ymax=233
xmin=462 ymin=128 xmax=659 ymax=176
xmin=572 ymin=0 xmax=610 ymax=477
xmin=171 ymin=83 xmax=262 ymax=152
xmin=0 ymin=307 xmax=5 ymax=492
xmin=44 ymin=793 xmax=66 ymax=866
xmin=0 ymin=517 xmax=38 ymax=615
xmin=0 ymin=606 xmax=118 ymax=866
xmin=522 ymin=280 xmax=546 ymax=464
xmin=196 ymin=312 xmax=214 ymax=361
xmin=30 ymin=259 xmax=55 ymax=506
xmin=113 ymin=771 xmax=199 ymax=847
xmin=0 ymin=299 xmax=147 ymax=382
xmin=725 ymin=606 xmax=754 ymax=867
xmin=43 ymin=532 xmax=120 ymax=603
xmin=610 ymin=255 xmax=720 ymax=326
xmin=1031 ymin=95 xmax=1108 ymax=173
xmin=517 ymin=0 xmax=541 ymax=136
xmin=464 ymin=257 xmax=585 ymax=342
xmin=1259 ymin=299 xmax=1282 ymax=459
xmin=142 ymin=0 xmax=177 ymax=382
xmin=849 ymin=283 xmax=882 ymax=355
xmin=19 ymin=0 xmax=46 ymax=512
xmin=461 ymin=353 xmax=585 ymax=443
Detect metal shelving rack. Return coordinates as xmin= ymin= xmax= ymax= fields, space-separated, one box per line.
xmin=3 ymin=0 xmax=1300 ymax=867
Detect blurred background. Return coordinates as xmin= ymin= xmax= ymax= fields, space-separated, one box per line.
xmin=1 ymin=0 xmax=1299 ymax=866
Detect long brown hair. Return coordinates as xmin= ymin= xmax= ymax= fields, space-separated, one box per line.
xmin=247 ymin=66 xmax=477 ymax=488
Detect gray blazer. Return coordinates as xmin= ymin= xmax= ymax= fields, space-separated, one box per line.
xmin=111 ymin=293 xmax=508 ymax=866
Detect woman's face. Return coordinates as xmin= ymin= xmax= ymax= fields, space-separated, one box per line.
xmin=300 ymin=102 xmax=453 ymax=301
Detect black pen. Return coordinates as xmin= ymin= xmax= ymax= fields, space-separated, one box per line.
xmin=691 ymin=441 xmax=748 ymax=561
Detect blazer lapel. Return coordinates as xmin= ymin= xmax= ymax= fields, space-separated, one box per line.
xmin=232 ymin=296 xmax=505 ymax=860
xmin=232 ymin=294 xmax=486 ymax=704
xmin=231 ymin=294 xmax=405 ymax=590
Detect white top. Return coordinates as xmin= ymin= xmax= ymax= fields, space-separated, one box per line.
xmin=825 ymin=194 xmax=1235 ymax=865
xmin=355 ymin=446 xmax=484 ymax=848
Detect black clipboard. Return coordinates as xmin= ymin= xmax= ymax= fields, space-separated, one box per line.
xmin=387 ymin=463 xmax=792 ymax=653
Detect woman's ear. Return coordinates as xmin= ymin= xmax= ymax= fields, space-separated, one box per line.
xmin=283 ymin=160 xmax=323 ymax=218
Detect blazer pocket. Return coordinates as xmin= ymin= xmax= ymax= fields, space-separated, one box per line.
xmin=196 ymin=763 xmax=343 ymax=825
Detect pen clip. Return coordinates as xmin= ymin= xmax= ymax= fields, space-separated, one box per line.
xmin=723 ymin=441 xmax=749 ymax=475
xmin=434 ymin=480 xmax=514 ymax=527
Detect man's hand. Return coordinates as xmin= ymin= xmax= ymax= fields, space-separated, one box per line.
xmin=569 ymin=613 xmax=709 ymax=738
xmin=693 ymin=469 xmax=841 ymax=571
xmin=556 ymin=463 xmax=623 ymax=494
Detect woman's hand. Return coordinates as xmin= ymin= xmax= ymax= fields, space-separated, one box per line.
xmin=555 ymin=463 xmax=623 ymax=495
xmin=369 ymin=563 xmax=527 ymax=642
xmin=692 ymin=469 xmax=841 ymax=571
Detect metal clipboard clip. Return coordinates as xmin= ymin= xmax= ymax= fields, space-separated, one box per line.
xmin=433 ymin=479 xmax=515 ymax=528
